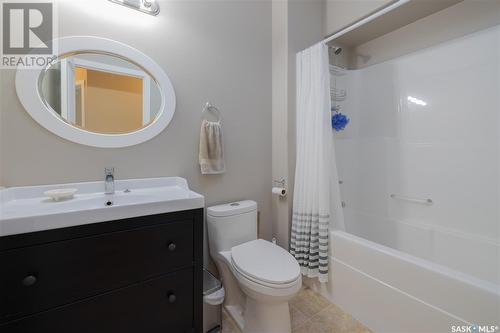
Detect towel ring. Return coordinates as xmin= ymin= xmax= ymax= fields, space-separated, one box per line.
xmin=202 ymin=102 xmax=222 ymax=123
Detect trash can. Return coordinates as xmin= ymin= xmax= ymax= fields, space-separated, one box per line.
xmin=203 ymin=269 xmax=225 ymax=333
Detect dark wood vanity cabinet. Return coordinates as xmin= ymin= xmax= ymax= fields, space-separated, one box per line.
xmin=0 ymin=209 xmax=203 ymax=333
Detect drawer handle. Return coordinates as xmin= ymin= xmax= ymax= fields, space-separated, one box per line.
xmin=167 ymin=292 xmax=177 ymax=303
xmin=23 ymin=275 xmax=37 ymax=287
xmin=167 ymin=242 xmax=176 ymax=252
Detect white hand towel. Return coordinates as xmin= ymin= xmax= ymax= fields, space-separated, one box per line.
xmin=199 ymin=120 xmax=225 ymax=174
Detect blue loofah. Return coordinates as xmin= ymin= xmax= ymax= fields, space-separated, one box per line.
xmin=331 ymin=112 xmax=349 ymax=131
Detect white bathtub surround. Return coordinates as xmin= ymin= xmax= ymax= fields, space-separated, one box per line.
xmin=306 ymin=25 xmax=500 ymax=332
xmin=291 ymin=42 xmax=341 ymax=283
xmin=306 ymin=231 xmax=500 ymax=333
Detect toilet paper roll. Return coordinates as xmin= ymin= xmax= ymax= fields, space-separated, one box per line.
xmin=272 ymin=187 xmax=287 ymax=197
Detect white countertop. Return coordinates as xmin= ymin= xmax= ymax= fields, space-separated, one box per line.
xmin=0 ymin=177 xmax=204 ymax=237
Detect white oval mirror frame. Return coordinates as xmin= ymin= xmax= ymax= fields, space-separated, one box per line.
xmin=15 ymin=36 xmax=176 ymax=148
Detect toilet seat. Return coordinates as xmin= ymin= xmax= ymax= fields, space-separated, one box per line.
xmin=230 ymin=239 xmax=301 ymax=288
xmin=231 ymin=262 xmax=300 ymax=290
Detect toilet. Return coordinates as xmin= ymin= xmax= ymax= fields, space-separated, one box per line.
xmin=207 ymin=200 xmax=302 ymax=333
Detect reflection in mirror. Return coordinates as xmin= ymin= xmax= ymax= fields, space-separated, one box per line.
xmin=40 ymin=52 xmax=162 ymax=134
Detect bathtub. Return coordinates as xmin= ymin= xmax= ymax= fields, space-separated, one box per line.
xmin=304 ymin=230 xmax=500 ymax=333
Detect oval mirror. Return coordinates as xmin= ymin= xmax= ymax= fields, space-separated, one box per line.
xmin=16 ymin=36 xmax=175 ymax=148
xmin=40 ymin=52 xmax=163 ymax=135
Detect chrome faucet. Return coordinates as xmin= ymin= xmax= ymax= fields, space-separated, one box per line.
xmin=104 ymin=168 xmax=115 ymax=195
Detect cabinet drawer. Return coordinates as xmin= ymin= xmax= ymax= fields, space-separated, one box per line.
xmin=0 ymin=220 xmax=193 ymax=322
xmin=1 ymin=268 xmax=194 ymax=333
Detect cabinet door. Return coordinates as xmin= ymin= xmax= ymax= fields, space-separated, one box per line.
xmin=1 ymin=268 xmax=194 ymax=333
xmin=0 ymin=220 xmax=193 ymax=321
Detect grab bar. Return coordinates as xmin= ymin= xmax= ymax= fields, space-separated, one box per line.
xmin=390 ymin=194 xmax=433 ymax=205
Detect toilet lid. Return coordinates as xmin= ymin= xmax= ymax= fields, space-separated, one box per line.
xmin=231 ymin=239 xmax=300 ymax=285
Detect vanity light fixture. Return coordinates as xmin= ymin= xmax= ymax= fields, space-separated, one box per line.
xmin=108 ymin=0 xmax=160 ymax=16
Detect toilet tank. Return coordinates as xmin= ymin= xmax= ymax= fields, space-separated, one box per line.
xmin=207 ymin=200 xmax=258 ymax=258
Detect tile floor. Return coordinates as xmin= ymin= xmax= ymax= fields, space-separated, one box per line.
xmin=221 ymin=286 xmax=373 ymax=333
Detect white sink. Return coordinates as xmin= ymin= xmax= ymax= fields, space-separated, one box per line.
xmin=0 ymin=177 xmax=204 ymax=237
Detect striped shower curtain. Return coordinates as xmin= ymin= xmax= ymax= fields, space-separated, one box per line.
xmin=290 ymin=42 xmax=333 ymax=283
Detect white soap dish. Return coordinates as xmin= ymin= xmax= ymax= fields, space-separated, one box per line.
xmin=44 ymin=188 xmax=78 ymax=201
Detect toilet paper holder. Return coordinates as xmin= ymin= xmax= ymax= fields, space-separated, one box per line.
xmin=272 ymin=178 xmax=287 ymax=198
xmin=273 ymin=178 xmax=286 ymax=187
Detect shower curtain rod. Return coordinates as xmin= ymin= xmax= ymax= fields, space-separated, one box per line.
xmin=321 ymin=0 xmax=411 ymax=46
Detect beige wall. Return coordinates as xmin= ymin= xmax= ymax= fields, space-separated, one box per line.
xmin=0 ymin=0 xmax=273 ymax=238
xmin=271 ymin=0 xmax=325 ymax=249
xmin=272 ymin=0 xmax=290 ymax=248
xmin=82 ymin=69 xmax=143 ymax=134
xmin=324 ymin=0 xmax=392 ymax=36
xmin=288 ymin=0 xmax=326 ymax=225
